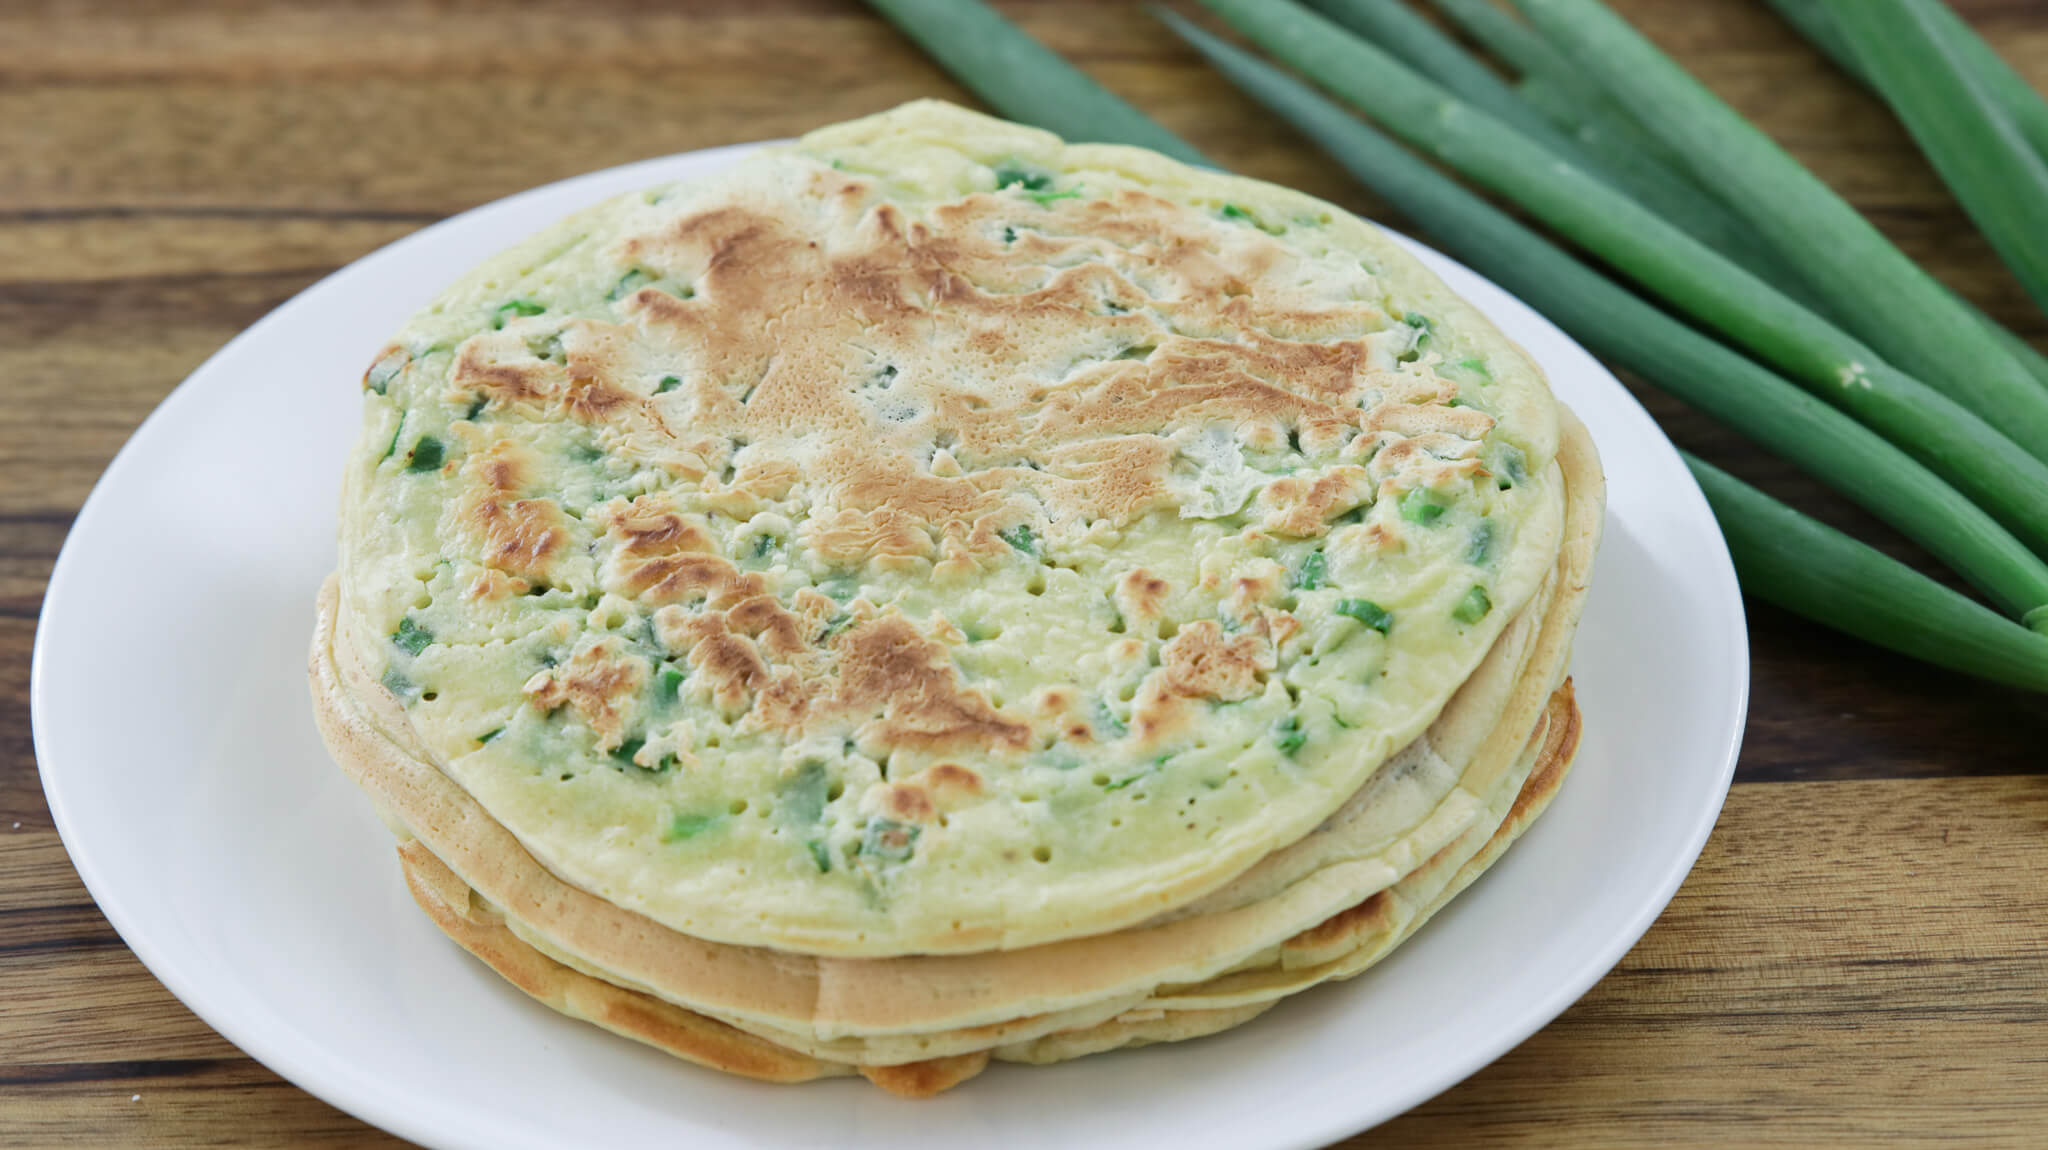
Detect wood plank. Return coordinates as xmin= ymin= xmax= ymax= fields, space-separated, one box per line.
xmin=1357 ymin=775 xmax=2048 ymax=1148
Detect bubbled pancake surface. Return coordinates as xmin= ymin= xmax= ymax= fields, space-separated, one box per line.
xmin=331 ymin=99 xmax=1567 ymax=957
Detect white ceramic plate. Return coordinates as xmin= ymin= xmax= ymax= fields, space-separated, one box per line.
xmin=33 ymin=141 xmax=1746 ymax=1150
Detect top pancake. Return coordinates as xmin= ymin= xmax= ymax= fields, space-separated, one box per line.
xmin=333 ymin=100 xmax=1565 ymax=955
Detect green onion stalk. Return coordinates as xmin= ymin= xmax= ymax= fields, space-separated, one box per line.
xmin=1189 ymin=0 xmax=2048 ymax=561
xmin=1159 ymin=9 xmax=2048 ymax=633
xmin=1507 ymin=0 xmax=2048 ymax=458
xmin=1689 ymin=454 xmax=2048 ymax=692
xmin=860 ymin=0 xmax=1210 ymax=167
xmin=1447 ymin=0 xmax=2048 ymax=391
xmin=1825 ymin=0 xmax=2048 ymax=321
xmin=1764 ymin=0 xmax=2048 ymax=166
xmin=1759 ymin=0 xmax=2048 ymax=388
xmin=1302 ymin=0 xmax=1801 ymax=296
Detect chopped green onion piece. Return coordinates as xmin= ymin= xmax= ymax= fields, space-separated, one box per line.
xmin=1103 ymin=772 xmax=1145 ymax=791
xmin=806 ymin=839 xmax=833 ymax=873
xmin=1092 ymin=696 xmax=1128 ymax=738
xmin=818 ymin=575 xmax=860 ymax=602
xmin=1274 ymin=715 xmax=1308 ymax=756
xmin=365 ymin=350 xmax=407 ymax=395
xmin=491 ymin=299 xmax=546 ymax=329
xmin=392 ymin=617 xmax=433 ymax=656
xmin=1400 ymin=488 xmax=1447 ymax=525
xmin=1467 ymin=521 xmax=1497 ymax=566
xmin=664 ymin=812 xmax=722 ymax=842
xmin=1220 ymin=203 xmax=1253 ymax=221
xmin=861 ymin=819 xmax=919 ymax=862
xmin=1293 ymin=548 xmax=1328 ymax=590
xmin=1452 ymin=584 xmax=1492 ymax=624
xmin=994 ymin=162 xmax=1053 ymax=190
xmin=1025 ymin=186 xmax=1083 ymax=207
xmin=1000 ymin=523 xmax=1038 ymax=556
xmin=463 ymin=394 xmax=488 ymax=421
xmin=380 ymin=666 xmax=420 ymax=703
xmin=477 ymin=726 xmax=504 ymax=744
xmin=655 ymin=374 xmax=683 ymax=395
xmin=405 ymin=436 xmax=444 ymax=473
xmin=608 ymin=269 xmax=652 ymax=301
xmin=1335 ymin=598 xmax=1393 ymax=634
xmin=781 ymin=760 xmax=832 ymax=826
xmin=658 ymin=666 xmax=686 ymax=699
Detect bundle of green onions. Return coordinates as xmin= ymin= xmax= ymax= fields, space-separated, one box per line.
xmin=860 ymin=0 xmax=2048 ymax=691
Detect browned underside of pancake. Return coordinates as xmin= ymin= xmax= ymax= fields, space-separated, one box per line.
xmin=391 ymin=681 xmax=1581 ymax=1097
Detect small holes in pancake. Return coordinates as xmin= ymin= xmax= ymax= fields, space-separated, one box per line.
xmin=1158 ymin=619 xmax=1179 ymax=640
xmin=1032 ymin=845 xmax=1053 ymax=863
xmin=729 ymin=799 xmax=749 ymax=816
xmin=421 ymin=691 xmax=438 ymax=702
xmin=827 ymin=780 xmax=846 ymax=801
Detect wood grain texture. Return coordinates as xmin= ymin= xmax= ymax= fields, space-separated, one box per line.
xmin=1 ymin=0 xmax=2044 ymax=1145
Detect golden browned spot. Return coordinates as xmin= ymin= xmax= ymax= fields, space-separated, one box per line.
xmin=605 ymin=496 xmax=718 ymax=557
xmin=563 ymin=377 xmax=638 ymax=424
xmin=1115 ymin=569 xmax=1172 ymax=623
xmin=656 ymin=610 xmax=769 ymax=716
xmin=1283 ymin=889 xmax=1396 ymax=955
xmin=1157 ymin=621 xmax=1271 ymax=703
xmin=870 ymin=782 xmax=939 ymax=824
xmin=830 ymin=615 xmax=1031 ymax=753
xmin=624 ymin=553 xmax=746 ymax=604
xmin=461 ymin=440 xmax=569 ymax=580
xmin=523 ymin=637 xmax=650 ymax=751
xmin=466 ymin=569 xmax=531 ymax=601
xmin=804 ymin=507 xmax=938 ymax=567
xmin=1257 ymin=466 xmax=1374 ymax=537
xmin=858 ymin=1051 xmax=991 ymax=1099
xmin=724 ymin=594 xmax=807 ymax=659
xmin=452 ymin=339 xmax=560 ymax=408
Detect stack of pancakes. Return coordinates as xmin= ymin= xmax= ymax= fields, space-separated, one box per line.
xmin=309 ymin=102 xmax=1602 ymax=1097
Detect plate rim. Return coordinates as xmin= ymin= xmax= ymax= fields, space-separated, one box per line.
xmin=30 ymin=138 xmax=1748 ymax=1150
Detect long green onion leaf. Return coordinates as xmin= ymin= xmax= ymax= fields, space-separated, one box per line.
xmin=1766 ymin=0 xmax=2048 ymax=167
xmin=1190 ymin=0 xmax=2048 ymax=556
xmin=1826 ymin=0 xmax=2048 ymax=320
xmin=859 ymin=0 xmax=1210 ymax=166
xmin=1507 ymin=0 xmax=2048 ymax=456
xmin=1688 ymin=454 xmax=2048 ymax=692
xmin=1762 ymin=0 xmax=2048 ymax=389
xmin=1161 ymin=10 xmax=2048 ymax=630
xmin=1304 ymin=0 xmax=1802 ymax=296
xmin=1431 ymin=0 xmax=1576 ymax=85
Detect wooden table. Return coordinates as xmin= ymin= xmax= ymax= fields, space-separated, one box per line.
xmin=3 ymin=1 xmax=2044 ymax=1144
